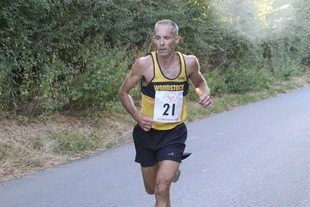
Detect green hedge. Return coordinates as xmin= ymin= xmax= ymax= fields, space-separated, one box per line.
xmin=0 ymin=0 xmax=309 ymax=115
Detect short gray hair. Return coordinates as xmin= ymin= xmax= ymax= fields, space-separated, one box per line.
xmin=154 ymin=20 xmax=179 ymax=36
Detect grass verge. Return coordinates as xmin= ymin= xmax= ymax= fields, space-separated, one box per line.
xmin=0 ymin=71 xmax=309 ymax=182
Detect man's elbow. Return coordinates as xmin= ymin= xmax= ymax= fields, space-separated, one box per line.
xmin=118 ymin=89 xmax=124 ymax=99
xmin=118 ymin=88 xmax=128 ymax=99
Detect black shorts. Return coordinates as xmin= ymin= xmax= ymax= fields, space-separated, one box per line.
xmin=133 ymin=123 xmax=187 ymax=167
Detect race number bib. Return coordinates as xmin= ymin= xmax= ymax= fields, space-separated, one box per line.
xmin=153 ymin=90 xmax=183 ymax=123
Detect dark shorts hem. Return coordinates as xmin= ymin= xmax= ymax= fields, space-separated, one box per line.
xmin=133 ymin=123 xmax=187 ymax=167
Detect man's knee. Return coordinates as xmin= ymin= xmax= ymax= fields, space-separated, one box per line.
xmin=145 ymin=186 xmax=155 ymax=195
xmin=154 ymin=181 xmax=170 ymax=197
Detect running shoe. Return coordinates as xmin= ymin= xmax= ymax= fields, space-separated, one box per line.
xmin=173 ymin=169 xmax=181 ymax=183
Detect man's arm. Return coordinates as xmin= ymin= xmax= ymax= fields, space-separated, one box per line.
xmin=186 ymin=55 xmax=212 ymax=109
xmin=118 ymin=58 xmax=153 ymax=131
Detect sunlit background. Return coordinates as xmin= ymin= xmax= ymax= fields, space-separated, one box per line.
xmin=211 ymin=0 xmax=300 ymax=41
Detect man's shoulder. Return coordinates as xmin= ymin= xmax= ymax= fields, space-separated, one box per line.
xmin=179 ymin=53 xmax=199 ymax=76
xmin=181 ymin=53 xmax=197 ymax=60
xmin=135 ymin=54 xmax=153 ymax=66
xmin=181 ymin=54 xmax=198 ymax=66
xmin=131 ymin=54 xmax=153 ymax=74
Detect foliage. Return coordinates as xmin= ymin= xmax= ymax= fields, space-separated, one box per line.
xmin=70 ymin=47 xmax=132 ymax=110
xmin=0 ymin=0 xmax=309 ymax=115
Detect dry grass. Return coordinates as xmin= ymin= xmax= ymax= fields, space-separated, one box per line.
xmin=0 ymin=112 xmax=135 ymax=182
xmin=0 ymin=71 xmax=309 ymax=183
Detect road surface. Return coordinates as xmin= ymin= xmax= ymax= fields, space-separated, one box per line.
xmin=1 ymin=87 xmax=310 ymax=207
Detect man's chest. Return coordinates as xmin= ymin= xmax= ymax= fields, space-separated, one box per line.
xmin=142 ymin=64 xmax=186 ymax=86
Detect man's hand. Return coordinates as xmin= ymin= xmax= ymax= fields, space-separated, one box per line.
xmin=136 ymin=114 xmax=153 ymax=132
xmin=198 ymin=94 xmax=212 ymax=109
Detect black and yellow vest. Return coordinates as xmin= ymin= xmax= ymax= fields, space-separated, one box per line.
xmin=141 ymin=51 xmax=189 ymax=130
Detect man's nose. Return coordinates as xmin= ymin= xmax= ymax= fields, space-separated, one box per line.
xmin=160 ymin=38 xmax=165 ymax=45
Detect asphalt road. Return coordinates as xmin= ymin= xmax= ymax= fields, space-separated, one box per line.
xmin=1 ymin=87 xmax=310 ymax=207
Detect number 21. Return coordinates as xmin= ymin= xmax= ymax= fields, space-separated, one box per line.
xmin=163 ymin=103 xmax=175 ymax=116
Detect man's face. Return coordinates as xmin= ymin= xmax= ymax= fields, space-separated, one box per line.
xmin=153 ymin=24 xmax=180 ymax=57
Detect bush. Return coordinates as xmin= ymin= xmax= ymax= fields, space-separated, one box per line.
xmin=0 ymin=0 xmax=309 ymax=115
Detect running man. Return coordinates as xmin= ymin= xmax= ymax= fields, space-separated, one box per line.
xmin=118 ymin=19 xmax=212 ymax=207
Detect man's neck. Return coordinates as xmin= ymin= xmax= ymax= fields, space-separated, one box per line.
xmin=157 ymin=52 xmax=180 ymax=78
xmin=157 ymin=52 xmax=177 ymax=70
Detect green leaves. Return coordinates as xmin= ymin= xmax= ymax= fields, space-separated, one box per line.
xmin=0 ymin=0 xmax=309 ymax=115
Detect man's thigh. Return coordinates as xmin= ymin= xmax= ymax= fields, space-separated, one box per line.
xmin=141 ymin=163 xmax=159 ymax=194
xmin=156 ymin=160 xmax=180 ymax=184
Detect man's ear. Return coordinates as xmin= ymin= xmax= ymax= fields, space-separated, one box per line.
xmin=175 ymin=36 xmax=181 ymax=44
